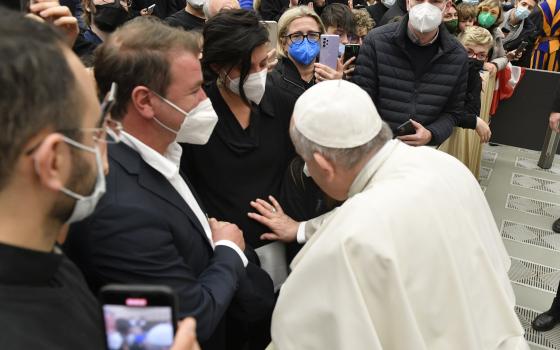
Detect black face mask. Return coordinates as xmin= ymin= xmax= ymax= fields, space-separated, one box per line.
xmin=94 ymin=1 xmax=129 ymax=33
xmin=468 ymin=57 xmax=484 ymax=71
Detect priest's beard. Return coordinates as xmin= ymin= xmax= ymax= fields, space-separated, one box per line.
xmin=50 ymin=150 xmax=95 ymax=223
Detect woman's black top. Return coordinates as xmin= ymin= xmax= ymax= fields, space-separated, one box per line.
xmin=181 ymin=81 xmax=295 ymax=248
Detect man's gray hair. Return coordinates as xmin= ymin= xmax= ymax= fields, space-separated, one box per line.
xmin=290 ymin=122 xmax=393 ymax=169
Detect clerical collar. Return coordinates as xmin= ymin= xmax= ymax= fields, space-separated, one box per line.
xmin=407 ymin=26 xmax=439 ymax=46
xmin=0 ymin=242 xmax=63 ymax=286
xmin=348 ymin=139 xmax=400 ymax=198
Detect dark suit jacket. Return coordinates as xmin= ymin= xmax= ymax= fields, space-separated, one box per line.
xmin=64 ymin=141 xmax=274 ymax=350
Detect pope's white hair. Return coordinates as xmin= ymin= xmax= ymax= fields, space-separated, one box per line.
xmin=290 ymin=121 xmax=393 ymax=170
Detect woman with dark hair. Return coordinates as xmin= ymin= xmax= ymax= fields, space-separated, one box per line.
xmin=180 ymin=9 xmax=294 ymax=290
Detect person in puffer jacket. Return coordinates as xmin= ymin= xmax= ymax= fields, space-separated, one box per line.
xmin=352 ymin=1 xmax=468 ymax=146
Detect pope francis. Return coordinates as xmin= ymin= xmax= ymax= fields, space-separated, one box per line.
xmin=267 ymin=80 xmax=528 ymax=349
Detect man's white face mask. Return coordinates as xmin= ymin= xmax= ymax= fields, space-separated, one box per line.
xmin=226 ymin=69 xmax=268 ymax=105
xmin=187 ymin=0 xmax=205 ymax=9
xmin=381 ymin=0 xmax=396 ymax=8
xmin=153 ymin=93 xmax=219 ymax=145
xmin=409 ymin=1 xmax=443 ymax=33
xmin=57 ymin=137 xmax=106 ymax=224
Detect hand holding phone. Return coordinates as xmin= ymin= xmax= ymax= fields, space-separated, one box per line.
xmin=142 ymin=3 xmax=156 ymax=15
xmin=395 ymin=119 xmax=415 ymax=136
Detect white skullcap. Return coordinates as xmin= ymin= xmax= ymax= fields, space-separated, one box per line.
xmin=293 ymin=80 xmax=382 ymax=148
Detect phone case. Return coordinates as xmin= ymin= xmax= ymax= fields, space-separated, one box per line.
xmin=319 ymin=34 xmax=340 ymax=69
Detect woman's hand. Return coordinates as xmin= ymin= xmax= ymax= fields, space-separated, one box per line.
xmin=475 ymin=117 xmax=491 ymax=143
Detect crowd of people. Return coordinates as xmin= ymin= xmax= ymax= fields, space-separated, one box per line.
xmin=2 ymin=0 xmax=560 ymax=347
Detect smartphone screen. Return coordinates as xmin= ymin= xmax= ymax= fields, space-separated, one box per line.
xmin=103 ymin=302 xmax=174 ymax=350
xmin=343 ymin=44 xmax=360 ymax=63
xmin=100 ymin=285 xmax=177 ymax=350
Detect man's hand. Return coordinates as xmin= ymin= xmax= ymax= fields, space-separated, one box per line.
xmin=29 ymin=0 xmax=79 ymax=47
xmin=209 ymin=218 xmax=245 ymax=251
xmin=475 ymin=117 xmax=491 ymax=143
xmin=171 ymin=318 xmax=201 ymax=350
xmin=397 ymin=119 xmax=432 ymax=146
xmin=247 ymin=196 xmax=299 ymax=243
xmin=550 ymin=112 xmax=560 ymax=133
xmin=483 ymin=62 xmax=497 ymax=75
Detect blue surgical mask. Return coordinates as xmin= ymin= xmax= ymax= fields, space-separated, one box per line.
xmin=462 ymin=0 xmax=479 ymax=4
xmin=514 ymin=6 xmax=530 ymax=20
xmin=288 ymin=39 xmax=320 ymax=66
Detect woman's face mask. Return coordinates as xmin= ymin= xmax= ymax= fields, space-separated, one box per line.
xmin=477 ymin=6 xmax=499 ymax=28
xmin=288 ymin=37 xmax=320 ymax=66
xmin=93 ymin=0 xmax=129 ymax=32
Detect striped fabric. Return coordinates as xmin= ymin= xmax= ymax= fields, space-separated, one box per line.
xmin=530 ymin=0 xmax=560 ymax=71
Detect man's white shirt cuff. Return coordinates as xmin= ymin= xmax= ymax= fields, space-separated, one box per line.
xmin=215 ymin=240 xmax=248 ymax=267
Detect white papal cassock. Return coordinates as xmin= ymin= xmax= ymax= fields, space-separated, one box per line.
xmin=269 ymin=140 xmax=528 ymax=350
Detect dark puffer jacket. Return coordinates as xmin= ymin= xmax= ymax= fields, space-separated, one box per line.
xmin=352 ymin=15 xmax=468 ymax=145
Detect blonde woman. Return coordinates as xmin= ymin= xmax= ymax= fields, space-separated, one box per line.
xmin=268 ymin=6 xmax=350 ymax=108
xmin=440 ymin=26 xmax=493 ymax=176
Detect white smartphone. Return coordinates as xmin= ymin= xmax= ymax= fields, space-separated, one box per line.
xmin=146 ymin=3 xmax=156 ymax=14
xmin=319 ymin=34 xmax=340 ymax=69
xmin=261 ymin=20 xmax=278 ymax=52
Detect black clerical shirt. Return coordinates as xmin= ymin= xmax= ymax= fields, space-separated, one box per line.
xmin=0 ymin=242 xmax=105 ymax=349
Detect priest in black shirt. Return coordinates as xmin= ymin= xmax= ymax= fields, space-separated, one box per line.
xmin=0 ymin=12 xmax=107 ymax=349
xmin=0 ymin=10 xmax=201 ymax=350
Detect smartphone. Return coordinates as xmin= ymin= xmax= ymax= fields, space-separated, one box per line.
xmin=146 ymin=3 xmax=156 ymax=13
xmin=343 ymin=44 xmax=360 ymax=63
xmin=395 ymin=119 xmax=416 ymax=136
xmin=319 ymin=34 xmax=340 ymax=69
xmin=100 ymin=285 xmax=178 ymax=350
xmin=261 ymin=21 xmax=278 ymax=52
xmin=516 ymin=41 xmax=529 ymax=53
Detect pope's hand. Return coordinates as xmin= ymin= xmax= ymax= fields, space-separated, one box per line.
xmin=397 ymin=119 xmax=432 ymax=146
xmin=247 ymin=196 xmax=299 ymax=243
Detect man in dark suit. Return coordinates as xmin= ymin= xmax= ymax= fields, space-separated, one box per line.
xmin=64 ymin=17 xmax=274 ymax=350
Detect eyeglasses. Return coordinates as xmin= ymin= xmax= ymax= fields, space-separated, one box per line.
xmin=467 ymin=48 xmax=488 ymax=61
xmin=63 ymin=82 xmax=123 ymax=145
xmin=284 ymin=31 xmax=321 ymax=45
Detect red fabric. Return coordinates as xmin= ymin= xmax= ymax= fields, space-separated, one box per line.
xmin=490 ymin=64 xmax=526 ymax=115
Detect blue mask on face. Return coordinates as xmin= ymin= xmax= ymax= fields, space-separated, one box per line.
xmin=288 ymin=39 xmax=320 ymax=66
xmin=514 ymin=6 xmax=530 ymax=20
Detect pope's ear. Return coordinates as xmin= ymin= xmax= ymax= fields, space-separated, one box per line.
xmin=313 ymin=152 xmax=336 ymax=181
xmin=33 ymin=133 xmax=72 ymax=192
